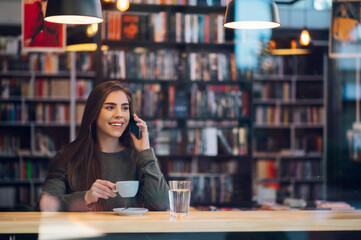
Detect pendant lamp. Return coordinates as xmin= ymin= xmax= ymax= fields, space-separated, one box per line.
xmin=299 ymin=0 xmax=311 ymax=46
xmin=66 ymin=25 xmax=108 ymax=52
xmin=269 ymin=38 xmax=310 ymax=55
xmin=45 ymin=0 xmax=103 ymax=25
xmin=224 ymin=0 xmax=281 ymax=29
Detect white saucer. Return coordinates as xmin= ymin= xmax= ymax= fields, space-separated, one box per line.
xmin=113 ymin=208 xmax=148 ymax=216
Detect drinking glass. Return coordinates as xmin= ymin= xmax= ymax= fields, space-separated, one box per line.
xmin=168 ymin=180 xmax=191 ymax=219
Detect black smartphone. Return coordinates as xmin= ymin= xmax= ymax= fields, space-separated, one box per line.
xmin=129 ymin=114 xmax=141 ymax=139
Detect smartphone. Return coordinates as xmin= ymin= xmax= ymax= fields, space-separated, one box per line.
xmin=129 ymin=114 xmax=141 ymax=139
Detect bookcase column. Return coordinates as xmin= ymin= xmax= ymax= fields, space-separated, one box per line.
xmin=70 ymin=51 xmax=76 ymax=142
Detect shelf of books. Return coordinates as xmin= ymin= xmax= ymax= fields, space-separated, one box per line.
xmin=0 ymin=36 xmax=95 ymax=209
xmin=100 ymin=2 xmax=252 ymax=208
xmin=252 ymin=52 xmax=327 ymax=205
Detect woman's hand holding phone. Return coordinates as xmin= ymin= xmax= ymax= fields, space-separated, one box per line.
xmin=130 ymin=113 xmax=150 ymax=152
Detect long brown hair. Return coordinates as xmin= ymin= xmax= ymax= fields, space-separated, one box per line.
xmin=46 ymin=81 xmax=136 ymax=210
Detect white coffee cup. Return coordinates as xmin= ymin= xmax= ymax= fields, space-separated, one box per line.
xmin=113 ymin=180 xmax=139 ymax=198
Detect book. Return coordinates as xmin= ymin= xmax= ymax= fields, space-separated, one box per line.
xmin=174 ymin=90 xmax=188 ymax=117
xmin=217 ymin=129 xmax=232 ymax=155
xmin=202 ymin=127 xmax=218 ymax=156
xmin=122 ymin=15 xmax=140 ymax=40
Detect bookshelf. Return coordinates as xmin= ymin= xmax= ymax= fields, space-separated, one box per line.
xmin=0 ymin=1 xmax=253 ymax=209
xmin=252 ymin=52 xmax=327 ymax=204
xmin=0 ymin=36 xmax=95 ymax=209
xmin=100 ymin=2 xmax=253 ymax=208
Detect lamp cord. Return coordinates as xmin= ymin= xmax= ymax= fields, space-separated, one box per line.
xmin=303 ymin=0 xmax=307 ymax=28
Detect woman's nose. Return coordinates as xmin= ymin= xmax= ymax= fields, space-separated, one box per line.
xmin=114 ymin=107 xmax=123 ymax=118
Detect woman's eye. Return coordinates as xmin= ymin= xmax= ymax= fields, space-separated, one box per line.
xmin=121 ymin=106 xmax=129 ymax=112
xmin=105 ymin=106 xmax=114 ymax=110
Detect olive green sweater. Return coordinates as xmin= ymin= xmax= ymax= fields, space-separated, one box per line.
xmin=41 ymin=148 xmax=169 ymax=211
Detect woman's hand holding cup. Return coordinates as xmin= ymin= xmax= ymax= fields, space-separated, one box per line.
xmin=84 ymin=179 xmax=117 ymax=206
xmin=113 ymin=181 xmax=139 ymax=198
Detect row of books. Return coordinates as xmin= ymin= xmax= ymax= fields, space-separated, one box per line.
xmin=0 ymin=187 xmax=16 ymax=208
xmin=168 ymin=158 xmax=238 ymax=174
xmin=103 ymin=50 xmax=182 ymax=81
xmin=252 ymin=135 xmax=290 ymax=154
xmin=0 ymin=160 xmax=48 ymax=180
xmin=0 ymin=135 xmax=20 ymax=156
xmin=102 ymin=11 xmax=225 ymax=43
xmin=171 ymin=175 xmax=233 ymax=204
xmin=1 ymin=51 xmax=94 ymax=73
xmin=127 ymin=0 xmax=228 ymax=6
xmin=0 ymin=78 xmax=29 ymax=97
xmin=255 ymin=160 xmax=276 ymax=180
xmin=294 ymin=135 xmax=323 ymax=154
xmin=152 ymin=129 xmax=183 ymax=155
xmin=128 ymin=84 xmax=167 ymax=118
xmin=29 ymin=53 xmax=69 ymax=73
xmin=75 ymin=52 xmax=95 ymax=72
xmin=0 ymin=103 xmax=21 ymax=122
xmin=198 ymin=158 xmax=238 ymax=174
xmin=254 ymin=82 xmax=291 ymax=100
xmin=187 ymin=127 xmax=247 ymax=156
xmin=256 ymin=182 xmax=323 ymax=204
xmin=34 ymin=79 xmax=70 ymax=98
xmin=258 ymin=55 xmax=324 ymax=76
xmin=1 ymin=55 xmax=29 ymax=72
xmin=152 ymin=127 xmax=247 ymax=156
xmin=173 ymin=13 xmax=225 ymax=44
xmin=1 ymin=103 xmax=69 ymax=123
xmin=127 ymin=83 xmax=251 ymax=119
xmin=280 ymin=160 xmax=321 ymax=179
xmin=0 ymin=78 xmax=92 ymax=99
xmin=253 ymin=138 xmax=322 ymax=155
xmin=0 ymin=130 xmax=57 ymax=157
xmin=188 ymin=52 xmax=237 ymax=82
xmin=104 ymin=50 xmax=240 ymax=82
xmin=190 ymin=84 xmax=250 ymax=118
xmin=255 ymin=106 xmax=325 ymax=125
xmin=30 ymin=103 xmax=70 ymax=124
xmin=103 ymin=11 xmax=167 ymax=42
xmin=0 ymin=186 xmax=43 ymax=208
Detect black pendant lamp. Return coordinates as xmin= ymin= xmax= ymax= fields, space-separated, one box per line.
xmin=66 ymin=25 xmax=97 ymax=51
xmin=66 ymin=25 xmax=108 ymax=51
xmin=45 ymin=0 xmax=103 ymax=25
xmin=224 ymin=0 xmax=281 ymax=29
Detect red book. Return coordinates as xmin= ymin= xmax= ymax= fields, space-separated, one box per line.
xmin=168 ymin=85 xmax=175 ymax=117
xmin=122 ymin=15 xmax=140 ymax=41
xmin=242 ymin=91 xmax=250 ymax=117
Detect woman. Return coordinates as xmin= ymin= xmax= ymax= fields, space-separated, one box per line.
xmin=39 ymin=81 xmax=169 ymax=211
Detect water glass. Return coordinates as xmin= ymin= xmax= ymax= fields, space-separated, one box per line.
xmin=168 ymin=180 xmax=191 ymax=219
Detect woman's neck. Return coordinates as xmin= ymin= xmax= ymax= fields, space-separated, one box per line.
xmin=98 ymin=138 xmax=125 ymax=153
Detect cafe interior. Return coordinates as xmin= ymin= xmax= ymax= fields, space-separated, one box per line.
xmin=0 ymin=0 xmax=361 ymax=239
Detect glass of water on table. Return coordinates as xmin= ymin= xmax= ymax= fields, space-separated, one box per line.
xmin=168 ymin=180 xmax=191 ymax=220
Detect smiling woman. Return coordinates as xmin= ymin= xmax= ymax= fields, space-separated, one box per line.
xmin=39 ymin=81 xmax=169 ymax=212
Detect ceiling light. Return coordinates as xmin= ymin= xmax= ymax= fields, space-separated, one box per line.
xmin=224 ymin=0 xmax=281 ymax=29
xmin=300 ymin=29 xmax=311 ymax=46
xmin=117 ymin=0 xmax=130 ymax=12
xmin=45 ymin=0 xmax=103 ymax=25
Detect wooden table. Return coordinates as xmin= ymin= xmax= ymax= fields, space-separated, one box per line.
xmin=1 ymin=210 xmax=361 ymax=239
